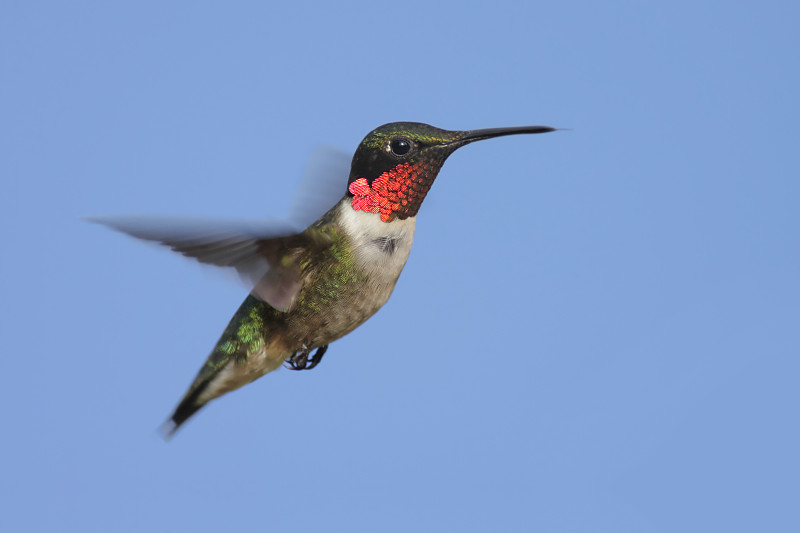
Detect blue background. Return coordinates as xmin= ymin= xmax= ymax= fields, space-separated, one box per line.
xmin=3 ymin=2 xmax=798 ymax=531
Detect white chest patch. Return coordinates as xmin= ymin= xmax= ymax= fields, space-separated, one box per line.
xmin=337 ymin=199 xmax=416 ymax=284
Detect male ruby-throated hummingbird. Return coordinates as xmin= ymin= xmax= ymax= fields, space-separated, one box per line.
xmin=94 ymin=122 xmax=555 ymax=437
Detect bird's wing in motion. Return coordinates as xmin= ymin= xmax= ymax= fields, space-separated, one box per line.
xmin=89 ymin=216 xmax=329 ymax=312
xmin=288 ymin=146 xmax=351 ymax=228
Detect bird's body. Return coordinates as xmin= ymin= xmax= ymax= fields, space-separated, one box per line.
xmin=171 ymin=202 xmax=416 ymax=431
xmin=94 ymin=121 xmax=554 ymax=437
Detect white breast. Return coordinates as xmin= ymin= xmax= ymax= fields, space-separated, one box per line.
xmin=336 ymin=199 xmax=417 ymax=284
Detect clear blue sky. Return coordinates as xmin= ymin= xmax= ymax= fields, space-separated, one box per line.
xmin=3 ymin=2 xmax=798 ymax=531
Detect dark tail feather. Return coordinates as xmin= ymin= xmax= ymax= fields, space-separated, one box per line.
xmin=158 ymin=382 xmax=211 ymax=440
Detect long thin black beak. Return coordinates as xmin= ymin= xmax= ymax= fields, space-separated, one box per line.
xmin=458 ymin=125 xmax=557 ymax=144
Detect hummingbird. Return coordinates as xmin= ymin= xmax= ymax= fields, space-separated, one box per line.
xmin=94 ymin=122 xmax=555 ymax=437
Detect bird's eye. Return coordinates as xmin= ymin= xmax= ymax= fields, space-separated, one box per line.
xmin=389 ymin=138 xmax=412 ymax=156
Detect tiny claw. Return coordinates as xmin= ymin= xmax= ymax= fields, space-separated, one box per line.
xmin=305 ymin=345 xmax=328 ymax=370
xmin=284 ymin=344 xmax=309 ymax=370
xmin=285 ymin=344 xmax=328 ymax=371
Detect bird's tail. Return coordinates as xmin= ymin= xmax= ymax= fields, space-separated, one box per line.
xmin=159 ymin=296 xmax=283 ymax=440
xmin=160 ymin=382 xmax=212 ymax=439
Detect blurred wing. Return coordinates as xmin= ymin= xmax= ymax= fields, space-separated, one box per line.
xmin=288 ymin=146 xmax=351 ymax=228
xmin=89 ymin=216 xmax=327 ymax=312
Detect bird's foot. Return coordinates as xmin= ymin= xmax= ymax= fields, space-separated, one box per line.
xmin=285 ymin=344 xmax=328 ymax=371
